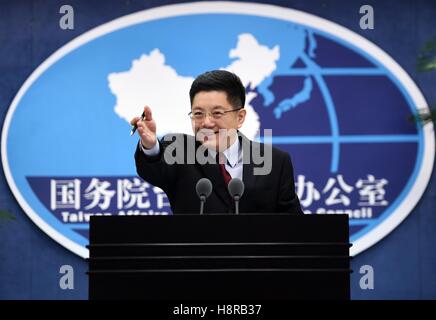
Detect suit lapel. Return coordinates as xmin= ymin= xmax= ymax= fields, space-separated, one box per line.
xmin=240 ymin=133 xmax=257 ymax=213
xmin=241 ymin=136 xmax=256 ymax=189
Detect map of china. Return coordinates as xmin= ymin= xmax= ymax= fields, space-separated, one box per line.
xmin=108 ymin=33 xmax=282 ymax=140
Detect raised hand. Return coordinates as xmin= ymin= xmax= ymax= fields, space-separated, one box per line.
xmin=130 ymin=106 xmax=157 ymax=149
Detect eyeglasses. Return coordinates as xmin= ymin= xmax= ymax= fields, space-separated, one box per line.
xmin=188 ymin=107 xmax=243 ymax=121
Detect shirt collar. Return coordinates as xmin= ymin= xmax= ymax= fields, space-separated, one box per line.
xmin=223 ymin=137 xmax=241 ymax=168
xmin=207 ymin=137 xmax=241 ymax=168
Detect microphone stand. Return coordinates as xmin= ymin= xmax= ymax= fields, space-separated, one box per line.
xmin=234 ymin=195 xmax=240 ymax=215
xmin=199 ymin=195 xmax=206 ymax=215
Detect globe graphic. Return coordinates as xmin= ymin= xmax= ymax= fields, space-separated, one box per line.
xmin=4 ymin=8 xmax=427 ymax=257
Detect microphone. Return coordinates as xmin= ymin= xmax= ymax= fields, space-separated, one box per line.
xmin=196 ymin=178 xmax=212 ymax=214
xmin=228 ymin=178 xmax=245 ymax=215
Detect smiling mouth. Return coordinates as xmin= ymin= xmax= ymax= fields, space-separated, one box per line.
xmin=203 ymin=132 xmax=218 ymax=142
xmin=196 ymin=129 xmax=220 ymax=144
xmin=199 ymin=131 xmax=218 ymax=140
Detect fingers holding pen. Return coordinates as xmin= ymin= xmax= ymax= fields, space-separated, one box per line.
xmin=130 ymin=106 xmax=151 ymax=125
xmin=130 ymin=116 xmax=141 ymax=126
xmin=143 ymin=106 xmax=153 ymax=121
xmin=140 ymin=106 xmax=156 ymax=132
xmin=130 ymin=106 xmax=154 ymax=129
xmin=133 ymin=105 xmax=157 ymax=148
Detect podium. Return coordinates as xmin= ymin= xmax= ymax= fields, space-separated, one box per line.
xmin=88 ymin=214 xmax=351 ymax=300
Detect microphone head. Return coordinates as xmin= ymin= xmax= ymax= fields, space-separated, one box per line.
xmin=228 ymin=178 xmax=245 ymax=199
xmin=196 ymin=178 xmax=213 ymax=199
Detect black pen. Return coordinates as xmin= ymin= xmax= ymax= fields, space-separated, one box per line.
xmin=130 ymin=111 xmax=145 ymax=136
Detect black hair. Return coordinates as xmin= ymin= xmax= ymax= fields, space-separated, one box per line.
xmin=189 ymin=70 xmax=245 ymax=109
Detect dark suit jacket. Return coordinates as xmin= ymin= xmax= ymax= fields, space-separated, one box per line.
xmin=135 ymin=132 xmax=303 ymax=214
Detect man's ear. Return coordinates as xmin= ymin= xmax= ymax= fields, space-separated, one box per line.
xmin=237 ymin=108 xmax=246 ymax=129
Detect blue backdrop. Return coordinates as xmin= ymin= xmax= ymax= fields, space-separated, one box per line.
xmin=1 ymin=0 xmax=435 ymax=299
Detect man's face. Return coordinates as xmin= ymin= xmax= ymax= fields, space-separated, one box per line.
xmin=191 ymin=90 xmax=246 ymax=152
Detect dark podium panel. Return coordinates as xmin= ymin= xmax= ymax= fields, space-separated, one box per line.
xmin=88 ymin=214 xmax=351 ymax=300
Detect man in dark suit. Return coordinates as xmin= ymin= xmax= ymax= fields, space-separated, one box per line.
xmin=131 ymin=70 xmax=303 ymax=214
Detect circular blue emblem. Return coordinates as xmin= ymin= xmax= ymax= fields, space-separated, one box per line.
xmin=2 ymin=2 xmax=434 ymax=257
